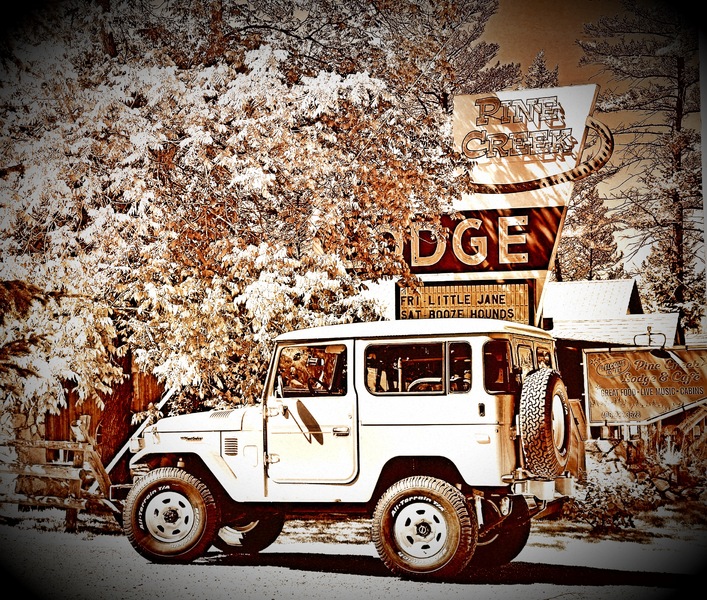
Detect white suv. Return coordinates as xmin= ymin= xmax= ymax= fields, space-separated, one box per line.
xmin=116 ymin=318 xmax=577 ymax=580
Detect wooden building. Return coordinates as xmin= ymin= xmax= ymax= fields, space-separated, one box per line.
xmin=539 ymin=279 xmax=705 ymax=461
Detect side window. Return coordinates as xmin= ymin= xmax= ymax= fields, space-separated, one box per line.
xmin=517 ymin=344 xmax=534 ymax=377
xmin=365 ymin=343 xmax=444 ymax=394
xmin=276 ymin=344 xmax=347 ymax=397
xmin=484 ymin=340 xmax=514 ymax=393
xmin=449 ymin=342 xmax=471 ymax=392
xmin=536 ymin=345 xmax=553 ymax=369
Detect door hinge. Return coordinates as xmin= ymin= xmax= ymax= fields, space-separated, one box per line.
xmin=265 ymin=453 xmax=280 ymax=464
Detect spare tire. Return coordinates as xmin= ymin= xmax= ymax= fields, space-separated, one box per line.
xmin=519 ymin=369 xmax=571 ymax=477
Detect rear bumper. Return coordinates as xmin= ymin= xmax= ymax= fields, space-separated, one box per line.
xmin=512 ymin=474 xmax=574 ymax=501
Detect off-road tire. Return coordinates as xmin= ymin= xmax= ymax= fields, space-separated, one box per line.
xmin=123 ymin=467 xmax=220 ymax=563
xmin=213 ymin=512 xmax=285 ymax=554
xmin=371 ymin=476 xmax=477 ymax=580
xmin=519 ymin=369 xmax=571 ymax=477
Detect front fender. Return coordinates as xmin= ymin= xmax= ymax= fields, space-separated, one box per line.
xmin=130 ymin=440 xmax=239 ymax=495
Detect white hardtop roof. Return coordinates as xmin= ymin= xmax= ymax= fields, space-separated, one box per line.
xmin=275 ymin=318 xmax=554 ymax=343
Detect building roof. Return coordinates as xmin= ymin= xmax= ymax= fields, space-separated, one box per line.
xmin=549 ymin=313 xmax=682 ymax=346
xmin=540 ymin=279 xmax=685 ymax=346
xmin=540 ymin=279 xmax=643 ymax=320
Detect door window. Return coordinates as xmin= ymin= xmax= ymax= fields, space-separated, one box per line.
xmin=365 ymin=343 xmax=443 ymax=393
xmin=449 ymin=342 xmax=472 ymax=392
xmin=364 ymin=342 xmax=471 ymax=394
xmin=276 ymin=344 xmax=347 ymax=397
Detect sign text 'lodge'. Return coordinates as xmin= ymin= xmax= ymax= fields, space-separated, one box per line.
xmin=394 ymin=207 xmax=564 ymax=275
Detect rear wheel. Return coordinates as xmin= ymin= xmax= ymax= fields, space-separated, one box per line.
xmin=123 ymin=467 xmax=220 ymax=563
xmin=213 ymin=512 xmax=285 ymax=554
xmin=468 ymin=495 xmax=531 ymax=568
xmin=372 ymin=476 xmax=477 ymax=580
xmin=520 ymin=369 xmax=571 ymax=477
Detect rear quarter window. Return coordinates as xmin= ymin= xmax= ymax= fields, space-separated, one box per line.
xmin=484 ymin=340 xmax=515 ymax=393
xmin=364 ymin=341 xmax=471 ymax=394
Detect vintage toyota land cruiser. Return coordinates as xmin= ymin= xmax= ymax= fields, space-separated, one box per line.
xmin=116 ymin=318 xmax=578 ymax=580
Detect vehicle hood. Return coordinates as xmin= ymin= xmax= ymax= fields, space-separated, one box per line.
xmin=152 ymin=405 xmax=259 ymax=433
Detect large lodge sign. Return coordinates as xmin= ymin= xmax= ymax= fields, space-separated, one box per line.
xmin=399 ymin=282 xmax=531 ymax=322
xmin=396 ymin=85 xmax=613 ymax=325
xmin=452 ymin=85 xmax=612 ymax=194
xmin=461 ymin=95 xmax=574 ymax=159
xmin=404 ymin=207 xmax=564 ymax=274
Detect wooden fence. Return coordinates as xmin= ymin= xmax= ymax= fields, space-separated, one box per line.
xmin=0 ymin=415 xmax=117 ymax=531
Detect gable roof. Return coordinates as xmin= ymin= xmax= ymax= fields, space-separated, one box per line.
xmin=540 ymin=279 xmax=683 ymax=346
xmin=549 ymin=313 xmax=683 ymax=346
xmin=540 ymin=279 xmax=643 ymax=320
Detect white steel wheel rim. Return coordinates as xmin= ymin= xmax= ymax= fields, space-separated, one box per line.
xmin=144 ymin=490 xmax=196 ymax=543
xmin=393 ymin=501 xmax=448 ymax=559
xmin=551 ymin=393 xmax=566 ymax=451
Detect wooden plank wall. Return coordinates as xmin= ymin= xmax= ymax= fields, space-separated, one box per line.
xmin=44 ymin=353 xmax=164 ymax=481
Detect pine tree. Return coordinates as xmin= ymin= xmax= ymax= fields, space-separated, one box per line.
xmin=523 ymin=50 xmax=558 ymax=89
xmin=577 ymin=0 xmax=703 ymax=329
xmin=640 ymin=238 xmax=706 ymax=329
xmin=555 ymin=180 xmax=625 ymax=282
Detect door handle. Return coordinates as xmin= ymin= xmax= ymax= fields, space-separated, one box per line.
xmin=333 ymin=426 xmax=350 ymax=437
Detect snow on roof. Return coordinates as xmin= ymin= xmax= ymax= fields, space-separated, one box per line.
xmin=540 ymin=279 xmax=643 ymax=320
xmin=549 ymin=313 xmax=682 ymax=346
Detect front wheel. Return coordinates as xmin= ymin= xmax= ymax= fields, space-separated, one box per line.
xmin=123 ymin=467 xmax=220 ymax=563
xmin=372 ymin=476 xmax=477 ymax=580
xmin=213 ymin=512 xmax=285 ymax=554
